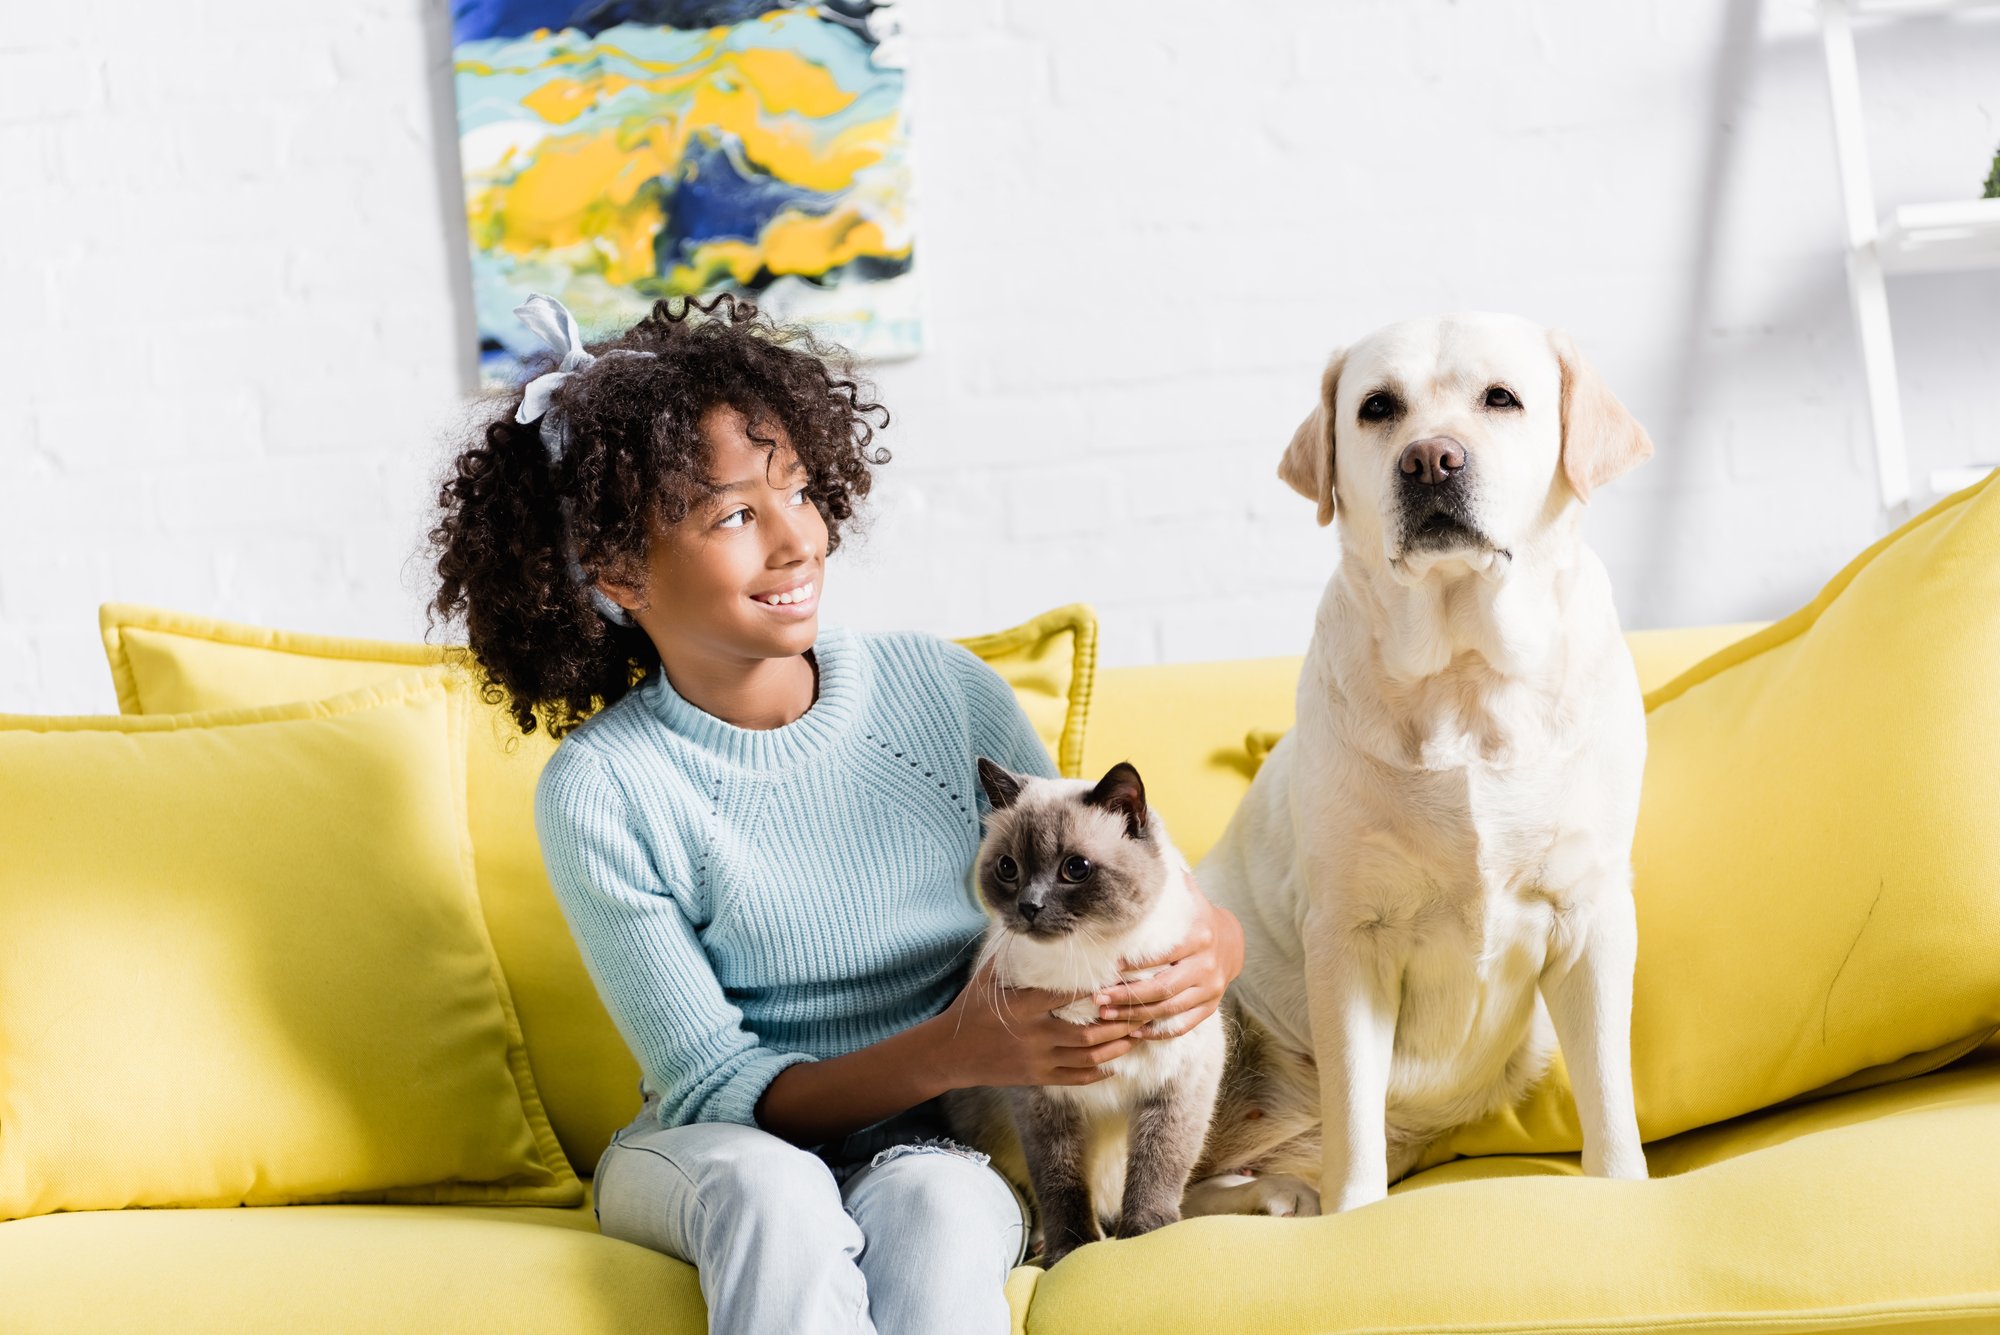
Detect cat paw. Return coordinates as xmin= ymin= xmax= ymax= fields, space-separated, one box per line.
xmin=1111 ymin=1207 xmax=1178 ymax=1239
xmin=1038 ymin=1227 xmax=1099 ymax=1268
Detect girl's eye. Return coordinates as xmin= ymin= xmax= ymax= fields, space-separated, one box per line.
xmin=790 ymin=485 xmax=810 ymax=506
xmin=718 ymin=506 xmax=751 ymax=529
xmin=1484 ymin=385 xmax=1521 ymax=410
xmin=1060 ymin=855 xmax=1093 ymax=883
xmin=996 ymin=856 xmax=1018 ymax=882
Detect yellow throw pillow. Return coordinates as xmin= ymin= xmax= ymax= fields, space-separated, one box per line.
xmin=1083 ymin=657 xmax=1306 ymax=865
xmin=953 ymin=603 xmax=1096 ymax=780
xmin=98 ymin=601 xmax=1098 ymax=1172
xmin=1439 ymin=472 xmax=2000 ymax=1160
xmin=0 ymin=670 xmax=580 ymax=1220
xmin=1623 ymin=622 xmax=1773 ymax=695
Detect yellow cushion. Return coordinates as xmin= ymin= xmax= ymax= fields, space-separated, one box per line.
xmin=1083 ymin=656 xmax=1304 ymax=865
xmin=952 ymin=603 xmax=1097 ymax=780
xmin=0 ymin=670 xmax=579 ymax=1220
xmin=97 ymin=601 xmax=1099 ymax=1172
xmin=0 ymin=1199 xmax=704 ymax=1335
xmin=1623 ymin=622 xmax=1773 ymax=695
xmin=1022 ymin=1052 xmax=2000 ymax=1334
xmin=5 ymin=1054 xmax=1994 ymax=1333
xmin=1443 ymin=472 xmax=2000 ymax=1157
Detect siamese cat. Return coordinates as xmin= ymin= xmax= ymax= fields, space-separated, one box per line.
xmin=943 ymin=759 xmax=1229 ymax=1266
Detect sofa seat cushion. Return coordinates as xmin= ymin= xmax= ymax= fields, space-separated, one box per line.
xmin=0 ymin=1177 xmax=1044 ymax=1335
xmin=1021 ymin=1050 xmax=2000 ymax=1335
xmin=6 ymin=1055 xmax=1995 ymax=1335
xmin=0 ymin=1195 xmax=702 ymax=1335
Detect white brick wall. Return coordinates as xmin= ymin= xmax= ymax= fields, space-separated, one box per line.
xmin=4 ymin=0 xmax=1997 ymax=712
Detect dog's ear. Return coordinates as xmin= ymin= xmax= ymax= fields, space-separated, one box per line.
xmin=1549 ymin=329 xmax=1653 ymax=504
xmin=1277 ymin=348 xmax=1346 ymax=526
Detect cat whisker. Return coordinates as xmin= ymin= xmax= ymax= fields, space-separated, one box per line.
xmin=987 ymin=931 xmax=1023 ymax=1041
xmin=1073 ymin=920 xmax=1119 ymax=994
xmin=1063 ymin=928 xmax=1091 ymax=1002
xmin=952 ymin=932 xmax=1006 ymax=1041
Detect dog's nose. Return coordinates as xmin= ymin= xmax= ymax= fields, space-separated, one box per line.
xmin=1398 ymin=437 xmax=1467 ymax=486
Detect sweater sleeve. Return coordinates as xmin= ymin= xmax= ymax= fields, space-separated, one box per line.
xmin=942 ymin=640 xmax=1063 ymax=790
xmin=533 ymin=741 xmax=815 ymax=1130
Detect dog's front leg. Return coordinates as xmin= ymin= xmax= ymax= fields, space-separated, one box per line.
xmin=1538 ymin=877 xmax=1648 ymax=1180
xmin=1302 ymin=903 xmax=1401 ymax=1212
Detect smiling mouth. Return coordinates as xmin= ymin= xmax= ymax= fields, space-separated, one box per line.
xmin=750 ymin=577 xmax=816 ymax=609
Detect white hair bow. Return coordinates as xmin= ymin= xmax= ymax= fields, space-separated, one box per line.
xmin=511 ymin=292 xmax=658 ymax=628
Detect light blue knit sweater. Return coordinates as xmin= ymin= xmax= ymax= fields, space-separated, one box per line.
xmin=533 ymin=624 xmax=1060 ymax=1132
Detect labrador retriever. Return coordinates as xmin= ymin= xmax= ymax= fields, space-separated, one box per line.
xmin=1183 ymin=312 xmax=1655 ymax=1218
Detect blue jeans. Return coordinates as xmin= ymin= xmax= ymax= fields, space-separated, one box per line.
xmin=591 ymin=1094 xmax=1030 ymax=1335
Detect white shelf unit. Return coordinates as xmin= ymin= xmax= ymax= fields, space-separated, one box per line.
xmin=1817 ymin=0 xmax=2000 ymax=527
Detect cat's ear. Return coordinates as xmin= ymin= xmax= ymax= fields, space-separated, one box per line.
xmin=976 ymin=756 xmax=1024 ymax=811
xmin=1083 ymin=761 xmax=1149 ymax=840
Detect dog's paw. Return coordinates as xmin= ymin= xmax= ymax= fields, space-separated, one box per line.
xmin=1256 ymin=1175 xmax=1321 ymax=1217
xmin=1182 ymin=1172 xmax=1321 ymax=1219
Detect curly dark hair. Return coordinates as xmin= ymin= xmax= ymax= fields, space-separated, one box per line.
xmin=425 ymin=292 xmax=890 ymax=740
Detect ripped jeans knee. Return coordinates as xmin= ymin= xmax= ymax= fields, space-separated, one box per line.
xmin=864 ymin=1135 xmax=992 ymax=1171
xmin=836 ymin=1134 xmax=1031 ymax=1272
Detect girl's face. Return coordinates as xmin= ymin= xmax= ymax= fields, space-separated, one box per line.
xmin=605 ymin=403 xmax=827 ymax=664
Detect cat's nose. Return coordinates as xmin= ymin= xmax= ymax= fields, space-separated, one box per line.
xmin=1018 ymin=900 xmax=1042 ymax=923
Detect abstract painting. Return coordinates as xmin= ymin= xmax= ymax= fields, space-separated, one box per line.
xmin=451 ymin=1 xmax=915 ymax=385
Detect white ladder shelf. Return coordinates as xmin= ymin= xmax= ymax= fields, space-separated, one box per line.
xmin=1817 ymin=0 xmax=2000 ymax=527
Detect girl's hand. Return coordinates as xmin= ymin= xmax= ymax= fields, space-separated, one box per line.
xmin=930 ymin=956 xmax=1146 ymax=1089
xmin=1094 ymin=871 xmax=1245 ymax=1040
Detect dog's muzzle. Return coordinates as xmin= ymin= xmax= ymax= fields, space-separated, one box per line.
xmin=1389 ymin=437 xmax=1512 ymax=574
xmin=1396 ymin=438 xmax=1487 ymax=554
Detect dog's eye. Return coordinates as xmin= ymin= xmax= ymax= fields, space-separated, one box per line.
xmin=996 ymin=855 xmax=1018 ymax=882
xmin=1059 ymin=855 xmax=1093 ymax=883
xmin=1483 ymin=385 xmax=1520 ymax=410
xmin=1358 ymin=392 xmax=1400 ymax=423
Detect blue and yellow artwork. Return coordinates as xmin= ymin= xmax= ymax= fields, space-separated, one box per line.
xmin=451 ymin=1 xmax=915 ymax=384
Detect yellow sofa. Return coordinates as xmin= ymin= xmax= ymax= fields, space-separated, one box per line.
xmin=5 ymin=623 xmax=1999 ymax=1334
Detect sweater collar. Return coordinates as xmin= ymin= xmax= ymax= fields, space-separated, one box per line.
xmin=642 ymin=624 xmax=861 ymax=770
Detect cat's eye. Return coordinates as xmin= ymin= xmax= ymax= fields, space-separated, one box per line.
xmin=995 ymin=855 xmax=1018 ymax=882
xmin=1483 ymin=385 xmax=1521 ymax=410
xmin=1059 ymin=855 xmax=1093 ymax=883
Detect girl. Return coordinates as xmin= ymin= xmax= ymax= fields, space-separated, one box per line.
xmin=426 ymin=292 xmax=1244 ymax=1335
